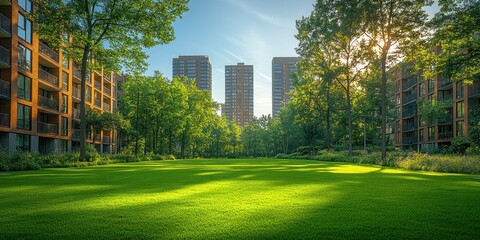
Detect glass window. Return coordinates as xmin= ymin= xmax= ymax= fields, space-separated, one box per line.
xmin=61 ymin=140 xmax=68 ymax=152
xmin=428 ymin=79 xmax=434 ymax=92
xmin=16 ymin=134 xmax=30 ymax=152
xmin=62 ymin=49 xmax=69 ymax=68
xmin=456 ymin=80 xmax=464 ymax=99
xmin=428 ymin=127 xmax=435 ymax=141
xmin=62 ymin=72 xmax=69 ymax=91
xmin=18 ymin=13 xmax=32 ymax=44
xmin=18 ymin=0 xmax=32 ymax=13
xmin=456 ymin=121 xmax=464 ymax=137
xmin=18 ymin=44 xmax=31 ymax=71
xmin=17 ymin=73 xmax=31 ymax=101
xmin=419 ymin=82 xmax=424 ymax=97
xmin=61 ymin=94 xmax=68 ymax=113
xmin=456 ymin=101 xmax=464 ymax=118
xmin=17 ymin=104 xmax=31 ymax=130
xmin=61 ymin=117 xmax=68 ymax=136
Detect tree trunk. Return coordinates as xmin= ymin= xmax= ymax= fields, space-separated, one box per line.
xmin=347 ymin=83 xmax=353 ymax=157
xmin=381 ymin=51 xmax=388 ymax=163
xmin=326 ymin=82 xmax=332 ymax=150
xmin=79 ymin=45 xmax=91 ymax=161
xmin=134 ymin=83 xmax=140 ymax=156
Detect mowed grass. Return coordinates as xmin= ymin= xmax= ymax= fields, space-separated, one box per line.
xmin=0 ymin=159 xmax=479 ymax=239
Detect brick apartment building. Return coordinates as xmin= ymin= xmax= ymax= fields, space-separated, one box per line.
xmin=0 ymin=0 xmax=118 ymax=154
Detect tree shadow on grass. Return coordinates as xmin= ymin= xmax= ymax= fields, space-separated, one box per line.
xmin=0 ymin=159 xmax=479 ymax=239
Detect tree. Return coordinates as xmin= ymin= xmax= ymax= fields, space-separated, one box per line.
xmin=363 ymin=0 xmax=432 ymax=162
xmin=33 ymin=0 xmax=188 ymax=160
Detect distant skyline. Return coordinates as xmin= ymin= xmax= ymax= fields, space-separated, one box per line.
xmin=144 ymin=0 xmax=440 ymax=117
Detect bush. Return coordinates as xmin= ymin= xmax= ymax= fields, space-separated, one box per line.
xmin=449 ymin=137 xmax=471 ymax=154
xmin=168 ymin=154 xmax=176 ymax=160
xmin=0 ymin=152 xmax=41 ymax=171
xmin=396 ymin=152 xmax=480 ymax=174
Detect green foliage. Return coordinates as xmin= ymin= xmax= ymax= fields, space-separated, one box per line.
xmin=397 ymin=152 xmax=480 ymax=174
xmin=449 ymin=137 xmax=471 ymax=154
xmin=0 ymin=152 xmax=41 ymax=171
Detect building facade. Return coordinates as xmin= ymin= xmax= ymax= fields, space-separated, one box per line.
xmin=172 ymin=55 xmax=212 ymax=91
xmin=272 ymin=57 xmax=299 ymax=118
xmin=0 ymin=0 xmax=118 ymax=154
xmin=392 ymin=64 xmax=480 ymax=150
xmin=225 ymin=63 xmax=253 ymax=126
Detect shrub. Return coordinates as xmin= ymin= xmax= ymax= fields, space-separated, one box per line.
xmin=168 ymin=154 xmax=176 ymax=160
xmin=449 ymin=137 xmax=471 ymax=154
xmin=396 ymin=152 xmax=480 ymax=174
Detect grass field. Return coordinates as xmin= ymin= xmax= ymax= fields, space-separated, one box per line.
xmin=0 ymin=159 xmax=479 ymax=239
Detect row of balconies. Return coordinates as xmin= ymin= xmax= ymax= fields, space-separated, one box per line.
xmin=71 ymin=129 xmax=113 ymax=144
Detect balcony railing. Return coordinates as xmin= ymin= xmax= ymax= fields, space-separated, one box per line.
xmin=402 ymin=77 xmax=417 ymax=91
xmin=103 ymin=86 xmax=110 ymax=96
xmin=103 ymin=102 xmax=110 ymax=112
xmin=94 ymin=98 xmax=101 ymax=107
xmin=73 ymin=66 xmax=81 ymax=80
xmin=38 ymin=41 xmax=59 ymax=62
xmin=0 ymin=78 xmax=10 ymax=98
xmin=438 ymin=78 xmax=453 ymax=90
xmin=104 ymin=74 xmax=111 ymax=82
xmin=72 ymin=129 xmax=80 ymax=140
xmin=94 ymin=80 xmax=101 ymax=89
xmin=103 ymin=136 xmax=110 ymax=144
xmin=38 ymin=95 xmax=58 ymax=111
xmin=0 ymin=45 xmax=10 ymax=66
xmin=402 ymin=93 xmax=417 ymax=105
xmin=38 ymin=68 xmax=58 ymax=86
xmin=73 ymin=108 xmax=80 ymax=120
xmin=402 ymin=136 xmax=418 ymax=145
xmin=0 ymin=13 xmax=11 ymax=35
xmin=438 ymin=132 xmax=453 ymax=140
xmin=439 ymin=93 xmax=453 ymax=101
xmin=468 ymin=85 xmax=480 ymax=98
xmin=0 ymin=112 xmax=8 ymax=127
xmin=72 ymin=87 xmax=81 ymax=100
xmin=402 ymin=122 xmax=418 ymax=132
xmin=402 ymin=109 xmax=416 ymax=119
xmin=37 ymin=121 xmax=58 ymax=135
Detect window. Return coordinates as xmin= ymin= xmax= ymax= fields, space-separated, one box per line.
xmin=62 ymin=49 xmax=69 ymax=68
xmin=419 ymin=82 xmax=425 ymax=97
xmin=457 ymin=121 xmax=464 ymax=137
xmin=16 ymin=134 xmax=30 ymax=152
xmin=428 ymin=127 xmax=435 ymax=141
xmin=428 ymin=79 xmax=434 ymax=92
xmin=456 ymin=101 xmax=464 ymax=118
xmin=17 ymin=104 xmax=31 ymax=130
xmin=62 ymin=72 xmax=69 ymax=91
xmin=18 ymin=13 xmax=32 ymax=44
xmin=61 ymin=94 xmax=68 ymax=113
xmin=18 ymin=44 xmax=31 ymax=71
xmin=61 ymin=117 xmax=68 ymax=136
xmin=419 ymin=129 xmax=424 ymax=142
xmin=18 ymin=0 xmax=32 ymax=13
xmin=17 ymin=73 xmax=31 ymax=101
xmin=456 ymin=80 xmax=464 ymax=99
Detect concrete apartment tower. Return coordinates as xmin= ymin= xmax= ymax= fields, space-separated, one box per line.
xmin=225 ymin=63 xmax=254 ymax=126
xmin=172 ymin=55 xmax=212 ymax=91
xmin=272 ymin=57 xmax=299 ymax=118
xmin=0 ymin=0 xmax=119 ymax=154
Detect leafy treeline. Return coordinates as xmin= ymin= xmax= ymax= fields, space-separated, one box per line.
xmin=118 ymin=74 xmax=242 ymax=158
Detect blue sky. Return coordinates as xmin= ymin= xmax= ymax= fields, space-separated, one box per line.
xmin=144 ymin=0 xmax=316 ymax=117
xmin=144 ymin=0 xmax=440 ymax=117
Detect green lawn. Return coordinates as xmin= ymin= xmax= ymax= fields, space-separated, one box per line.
xmin=0 ymin=159 xmax=479 ymax=239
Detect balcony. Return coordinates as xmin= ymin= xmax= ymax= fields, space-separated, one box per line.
xmin=37 ymin=122 xmax=58 ymax=135
xmin=402 ymin=109 xmax=416 ymax=119
xmin=402 ymin=122 xmax=418 ymax=132
xmin=94 ymin=80 xmax=101 ymax=89
xmin=73 ymin=108 xmax=80 ymax=120
xmin=103 ymin=86 xmax=110 ymax=96
xmin=72 ymin=129 xmax=80 ymax=140
xmin=0 ymin=45 xmax=10 ymax=67
xmin=438 ymin=132 xmax=453 ymax=140
xmin=73 ymin=66 xmax=81 ymax=80
xmin=402 ymin=77 xmax=417 ymax=91
xmin=468 ymin=85 xmax=480 ymax=98
xmin=402 ymin=93 xmax=417 ymax=105
xmin=438 ymin=93 xmax=453 ymax=101
xmin=0 ymin=78 xmax=10 ymax=99
xmin=438 ymin=78 xmax=453 ymax=90
xmin=104 ymin=74 xmax=111 ymax=83
xmin=402 ymin=136 xmax=418 ymax=145
xmin=94 ymin=98 xmax=101 ymax=108
xmin=103 ymin=136 xmax=110 ymax=144
xmin=38 ymin=68 xmax=58 ymax=87
xmin=94 ymin=133 xmax=100 ymax=142
xmin=0 ymin=112 xmax=8 ymax=127
xmin=439 ymin=115 xmax=453 ymax=124
xmin=72 ymin=87 xmax=81 ymax=100
xmin=0 ymin=13 xmax=11 ymax=37
xmin=103 ymin=102 xmax=110 ymax=112
xmin=38 ymin=95 xmax=58 ymax=111
xmin=39 ymin=41 xmax=59 ymax=63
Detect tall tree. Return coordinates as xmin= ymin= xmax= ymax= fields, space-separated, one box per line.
xmin=363 ymin=0 xmax=431 ymax=162
xmin=33 ymin=0 xmax=188 ymax=160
